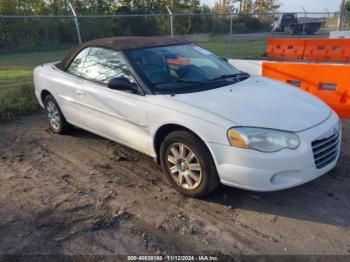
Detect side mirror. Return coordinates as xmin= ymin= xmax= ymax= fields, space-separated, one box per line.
xmin=221 ymin=57 xmax=228 ymax=62
xmin=108 ymin=77 xmax=139 ymax=93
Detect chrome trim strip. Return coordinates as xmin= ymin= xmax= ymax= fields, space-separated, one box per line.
xmin=313 ymin=122 xmax=340 ymax=141
xmin=316 ymin=153 xmax=338 ymax=168
xmin=314 ymin=147 xmax=338 ymax=162
xmin=311 ymin=120 xmax=341 ymax=169
xmin=313 ymin=135 xmax=341 ymax=156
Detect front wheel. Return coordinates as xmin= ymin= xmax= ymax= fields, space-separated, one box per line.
xmin=44 ymin=94 xmax=72 ymax=134
xmin=160 ymin=130 xmax=220 ymax=197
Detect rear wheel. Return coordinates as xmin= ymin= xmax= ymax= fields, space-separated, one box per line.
xmin=289 ymin=26 xmax=295 ymax=35
xmin=160 ymin=130 xmax=220 ymax=198
xmin=44 ymin=95 xmax=72 ymax=134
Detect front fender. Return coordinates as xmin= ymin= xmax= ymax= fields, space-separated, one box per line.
xmin=146 ymin=96 xmax=234 ymax=157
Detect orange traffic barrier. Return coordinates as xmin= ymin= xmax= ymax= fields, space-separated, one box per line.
xmin=266 ymin=38 xmax=306 ymax=59
xmin=303 ymin=39 xmax=350 ymax=62
xmin=262 ymin=61 xmax=350 ymax=119
xmin=266 ymin=38 xmax=350 ymax=62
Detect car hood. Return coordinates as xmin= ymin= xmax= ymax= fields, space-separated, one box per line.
xmin=168 ymin=76 xmax=331 ymax=132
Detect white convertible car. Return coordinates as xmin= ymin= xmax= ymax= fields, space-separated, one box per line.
xmin=34 ymin=37 xmax=342 ymax=197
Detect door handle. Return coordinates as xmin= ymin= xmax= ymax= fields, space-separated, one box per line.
xmin=76 ymin=90 xmax=86 ymax=97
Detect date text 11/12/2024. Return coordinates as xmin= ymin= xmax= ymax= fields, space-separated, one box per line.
xmin=127 ymin=255 xmax=219 ymax=261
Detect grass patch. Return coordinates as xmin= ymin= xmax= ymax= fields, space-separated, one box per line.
xmin=0 ymin=84 xmax=39 ymax=122
xmin=0 ymin=50 xmax=68 ymax=121
xmin=0 ymin=50 xmax=68 ymax=67
xmin=0 ymin=49 xmax=69 ymax=88
xmin=196 ymin=39 xmax=267 ymax=59
xmin=0 ymin=67 xmax=33 ymax=86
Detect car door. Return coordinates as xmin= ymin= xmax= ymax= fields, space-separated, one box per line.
xmin=57 ymin=47 xmax=91 ymax=124
xmin=73 ymin=47 xmax=150 ymax=154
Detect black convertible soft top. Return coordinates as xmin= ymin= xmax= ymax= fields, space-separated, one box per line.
xmin=57 ymin=36 xmax=189 ymax=71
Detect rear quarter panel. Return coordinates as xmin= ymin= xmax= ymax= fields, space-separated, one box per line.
xmin=33 ymin=63 xmax=83 ymax=123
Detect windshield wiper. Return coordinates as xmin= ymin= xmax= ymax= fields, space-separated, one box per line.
xmin=151 ymin=79 xmax=205 ymax=87
xmin=207 ymin=73 xmax=250 ymax=82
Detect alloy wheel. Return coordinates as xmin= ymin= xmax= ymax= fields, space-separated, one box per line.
xmin=46 ymin=101 xmax=61 ymax=130
xmin=166 ymin=143 xmax=203 ymax=190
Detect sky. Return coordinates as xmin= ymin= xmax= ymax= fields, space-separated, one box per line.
xmin=201 ymin=0 xmax=343 ymax=13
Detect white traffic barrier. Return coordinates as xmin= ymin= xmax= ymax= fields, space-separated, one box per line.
xmin=229 ymin=59 xmax=263 ymax=75
xmin=330 ymin=31 xmax=350 ymax=39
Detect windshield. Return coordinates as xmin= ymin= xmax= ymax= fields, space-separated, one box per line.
xmin=125 ymin=44 xmax=247 ymax=94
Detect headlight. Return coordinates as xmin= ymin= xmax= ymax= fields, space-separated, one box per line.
xmin=227 ymin=127 xmax=300 ymax=152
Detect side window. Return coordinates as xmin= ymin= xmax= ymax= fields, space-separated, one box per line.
xmin=66 ymin=48 xmax=91 ymax=76
xmin=81 ymin=47 xmax=135 ymax=84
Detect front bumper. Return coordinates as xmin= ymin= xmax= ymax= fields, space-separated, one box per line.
xmin=207 ymin=112 xmax=342 ymax=191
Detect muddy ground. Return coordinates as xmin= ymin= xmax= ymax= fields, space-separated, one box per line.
xmin=0 ymin=112 xmax=349 ymax=257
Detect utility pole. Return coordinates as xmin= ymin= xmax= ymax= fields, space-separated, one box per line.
xmin=324 ymin=8 xmax=330 ymax=27
xmin=337 ymin=0 xmax=346 ymax=30
xmin=166 ymin=6 xmax=174 ymax=38
xmin=68 ymin=0 xmax=82 ymax=44
xmin=228 ymin=13 xmax=233 ymax=58
xmin=324 ymin=8 xmax=330 ymax=20
xmin=301 ymin=6 xmax=307 ymax=35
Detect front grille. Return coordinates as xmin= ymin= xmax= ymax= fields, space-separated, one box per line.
xmin=311 ymin=123 xmax=341 ymax=169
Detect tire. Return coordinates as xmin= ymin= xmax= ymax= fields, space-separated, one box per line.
xmin=160 ymin=130 xmax=220 ymax=198
xmin=289 ymin=27 xmax=295 ymax=35
xmin=44 ymin=94 xmax=72 ymax=134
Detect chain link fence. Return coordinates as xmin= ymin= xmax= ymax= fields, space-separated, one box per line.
xmin=0 ymin=12 xmax=347 ymax=120
xmin=1 ymin=12 xmax=345 ymax=57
